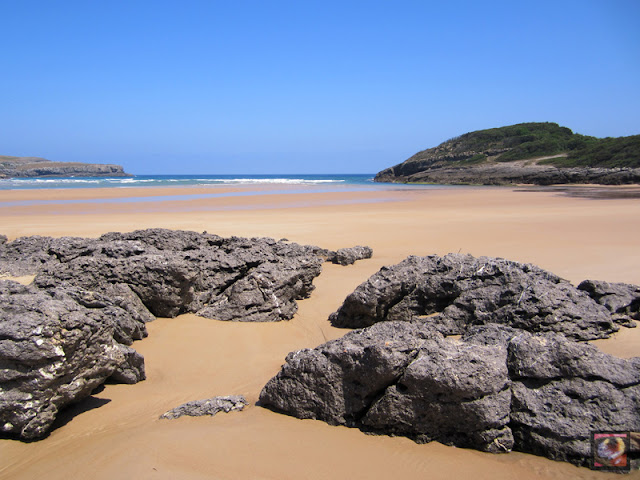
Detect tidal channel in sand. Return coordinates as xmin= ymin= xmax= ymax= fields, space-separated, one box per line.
xmin=1 ymin=184 xmax=639 ymax=479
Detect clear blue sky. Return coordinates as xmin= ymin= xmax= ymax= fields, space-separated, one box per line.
xmin=2 ymin=1 xmax=639 ymax=174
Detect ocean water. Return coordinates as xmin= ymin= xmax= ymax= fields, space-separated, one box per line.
xmin=0 ymin=174 xmax=379 ymax=190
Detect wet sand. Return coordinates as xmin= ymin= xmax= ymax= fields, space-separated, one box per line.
xmin=1 ymin=184 xmax=639 ymax=479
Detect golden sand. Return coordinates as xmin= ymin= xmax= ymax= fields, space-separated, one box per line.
xmin=0 ymin=185 xmax=638 ymax=479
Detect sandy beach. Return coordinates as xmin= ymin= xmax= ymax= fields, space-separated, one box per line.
xmin=1 ymin=184 xmax=639 ymax=479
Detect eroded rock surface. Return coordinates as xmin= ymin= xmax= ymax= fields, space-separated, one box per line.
xmin=329 ymin=254 xmax=634 ymax=340
xmin=327 ymin=246 xmax=373 ymax=266
xmin=260 ymin=322 xmax=514 ymax=453
xmin=160 ymin=395 xmax=248 ymax=420
xmin=260 ymin=322 xmax=640 ymax=466
xmin=0 ymin=281 xmax=129 ymax=440
xmin=1 ymin=228 xmax=371 ymax=322
xmin=507 ymin=333 xmax=640 ymax=465
xmin=578 ymin=279 xmax=640 ymax=328
xmin=0 ymin=229 xmax=371 ymax=440
xmin=0 ymin=155 xmax=129 ymax=178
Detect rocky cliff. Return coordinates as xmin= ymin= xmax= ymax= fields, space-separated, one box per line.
xmin=375 ymin=123 xmax=640 ymax=185
xmin=0 ymin=155 xmax=130 ymax=178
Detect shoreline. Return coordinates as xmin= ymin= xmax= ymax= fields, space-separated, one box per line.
xmin=1 ymin=184 xmax=639 ymax=479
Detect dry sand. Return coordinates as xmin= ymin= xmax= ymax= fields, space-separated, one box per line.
xmin=0 ymin=184 xmax=639 ymax=479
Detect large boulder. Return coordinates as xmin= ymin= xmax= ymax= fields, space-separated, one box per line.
xmin=260 ymin=322 xmax=514 ymax=453
xmin=260 ymin=322 xmax=640 ymax=466
xmin=329 ymin=254 xmax=626 ymax=340
xmin=464 ymin=324 xmax=640 ymax=466
xmin=507 ymin=333 xmax=640 ymax=465
xmin=0 ymin=281 xmax=129 ymax=440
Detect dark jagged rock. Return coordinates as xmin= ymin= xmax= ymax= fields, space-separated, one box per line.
xmin=508 ymin=333 xmax=640 ymax=465
xmin=2 ymin=228 xmax=372 ymax=323
xmin=49 ymin=284 xmax=153 ymax=346
xmin=160 ymin=395 xmax=248 ymax=420
xmin=261 ymin=322 xmax=438 ymax=426
xmin=327 ymin=246 xmax=373 ymax=266
xmin=376 ymin=162 xmax=640 ymax=186
xmin=260 ymin=322 xmax=513 ymax=453
xmin=260 ymin=322 xmax=640 ymax=466
xmin=0 ymin=229 xmax=372 ymax=441
xmin=460 ymin=323 xmax=522 ymax=347
xmin=360 ymin=336 xmax=513 ymax=453
xmin=109 ymin=344 xmax=146 ymax=385
xmin=329 ymin=253 xmax=621 ymax=341
xmin=578 ymin=279 xmax=640 ymax=327
xmin=0 ymin=281 xmax=126 ymax=440
xmin=0 ymin=235 xmax=58 ymax=276
xmin=196 ymin=257 xmax=323 ymax=322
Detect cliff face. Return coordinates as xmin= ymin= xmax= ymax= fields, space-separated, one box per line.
xmin=375 ymin=123 xmax=640 ymax=185
xmin=375 ymin=160 xmax=640 ymax=186
xmin=0 ymin=155 xmax=131 ymax=178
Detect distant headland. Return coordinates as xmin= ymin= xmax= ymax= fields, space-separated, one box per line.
xmin=375 ymin=122 xmax=640 ymax=185
xmin=0 ymin=155 xmax=131 ymax=178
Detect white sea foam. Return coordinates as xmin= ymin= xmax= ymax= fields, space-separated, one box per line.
xmin=213 ymin=178 xmax=344 ymax=185
xmin=32 ymin=178 xmax=100 ymax=184
xmin=0 ymin=174 xmax=372 ymax=191
xmin=113 ymin=178 xmax=156 ymax=183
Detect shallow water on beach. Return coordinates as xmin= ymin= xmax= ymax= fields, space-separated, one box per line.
xmin=0 ymin=185 xmax=415 ymax=208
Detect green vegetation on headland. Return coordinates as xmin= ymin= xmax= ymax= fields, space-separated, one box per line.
xmin=543 ymin=134 xmax=640 ymax=168
xmin=374 ymin=122 xmax=640 ymax=185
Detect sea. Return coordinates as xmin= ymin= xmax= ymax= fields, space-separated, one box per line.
xmin=0 ymin=174 xmax=382 ymax=190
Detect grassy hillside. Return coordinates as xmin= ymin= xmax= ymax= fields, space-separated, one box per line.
xmin=406 ymin=122 xmax=640 ymax=169
xmin=540 ymin=134 xmax=640 ymax=168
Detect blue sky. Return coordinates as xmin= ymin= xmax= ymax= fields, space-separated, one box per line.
xmin=2 ymin=1 xmax=639 ymax=174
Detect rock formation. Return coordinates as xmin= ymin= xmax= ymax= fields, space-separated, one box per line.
xmin=468 ymin=325 xmax=640 ymax=465
xmin=0 ymin=155 xmax=130 ymax=178
xmin=160 ymin=395 xmax=248 ymax=420
xmin=578 ymin=279 xmax=640 ymax=328
xmin=326 ymin=246 xmax=373 ymax=266
xmin=373 ymin=122 xmax=640 ymax=186
xmin=262 ymin=253 xmax=640 ymax=467
xmin=375 ymin=161 xmax=640 ymax=186
xmin=260 ymin=322 xmax=640 ymax=466
xmin=0 ymin=281 xmax=145 ymax=440
xmin=329 ymin=254 xmax=639 ymax=341
xmin=1 ymin=229 xmax=371 ymax=322
xmin=0 ymin=228 xmax=372 ymax=440
xmin=261 ymin=322 xmax=514 ymax=452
